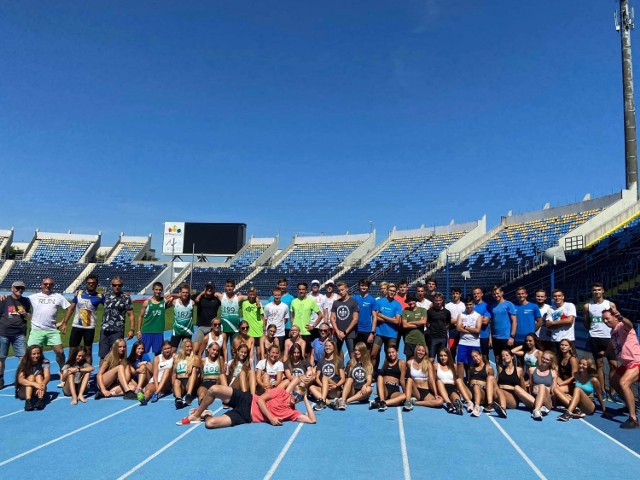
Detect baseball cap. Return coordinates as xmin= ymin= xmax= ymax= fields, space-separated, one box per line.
xmin=12 ymin=281 xmax=25 ymax=288
xmin=325 ymin=281 xmax=335 ymax=286
xmin=311 ymin=280 xmax=320 ymax=285
xmin=205 ymin=282 xmax=215 ymax=289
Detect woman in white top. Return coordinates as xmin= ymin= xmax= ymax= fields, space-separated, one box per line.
xmin=255 ymin=344 xmax=285 ymax=394
xmin=226 ymin=343 xmax=256 ymax=394
xmin=403 ymin=344 xmax=442 ymax=411
xmin=140 ymin=341 xmax=174 ymax=405
xmin=435 ymin=347 xmax=471 ymax=415
xmin=198 ymin=318 xmax=227 ymax=362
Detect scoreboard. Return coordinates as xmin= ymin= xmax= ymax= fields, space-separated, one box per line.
xmin=163 ymin=222 xmax=246 ymax=256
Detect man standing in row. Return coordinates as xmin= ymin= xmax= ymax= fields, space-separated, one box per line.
xmin=0 ymin=281 xmax=31 ymax=390
xmin=330 ymin=281 xmax=359 ymax=356
xmin=99 ymin=276 xmax=135 ymax=362
xmin=192 ymin=282 xmax=221 ymax=355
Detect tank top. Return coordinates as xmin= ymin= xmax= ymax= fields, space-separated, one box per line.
xmin=588 ymin=300 xmax=611 ymax=339
xmin=436 ymin=364 xmax=454 ymax=385
xmin=558 ymin=358 xmax=574 ymax=381
xmin=156 ymin=355 xmax=174 ymax=382
xmin=576 ymin=378 xmax=594 ymax=396
xmin=173 ymin=300 xmax=194 ymax=336
xmin=175 ymin=359 xmax=188 ymax=376
xmin=381 ymin=360 xmax=401 ymax=381
xmin=469 ymin=363 xmax=487 ymax=382
xmin=142 ymin=299 xmax=165 ymax=334
xmin=531 ymin=367 xmax=553 ymax=387
xmin=226 ymin=360 xmax=245 ymax=384
xmin=206 ymin=333 xmax=224 ymax=351
xmin=409 ymin=360 xmax=429 ymax=381
xmin=220 ymin=294 xmax=240 ymax=333
xmin=523 ymin=350 xmax=539 ymax=369
xmin=497 ymin=365 xmax=520 ymax=387
xmin=203 ymin=357 xmax=222 ymax=378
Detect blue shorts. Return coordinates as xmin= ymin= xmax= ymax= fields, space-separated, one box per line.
xmin=0 ymin=334 xmax=26 ymax=359
xmin=456 ymin=344 xmax=478 ymax=365
xmin=141 ymin=333 xmax=164 ymax=355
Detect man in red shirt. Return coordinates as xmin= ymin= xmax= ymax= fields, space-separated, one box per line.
xmin=178 ymin=377 xmax=316 ymax=428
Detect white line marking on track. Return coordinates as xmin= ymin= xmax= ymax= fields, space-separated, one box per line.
xmin=579 ymin=419 xmax=640 ymax=460
xmin=0 ymin=396 xmax=64 ymax=420
xmin=263 ymin=422 xmax=304 ymax=480
xmin=487 ymin=416 xmax=547 ymax=479
xmin=0 ymin=403 xmax=138 ymax=466
xmin=116 ymin=406 xmax=223 ymax=479
xmin=397 ymin=407 xmax=411 ymax=480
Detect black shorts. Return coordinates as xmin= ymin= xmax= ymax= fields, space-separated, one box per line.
xmin=480 ymin=338 xmax=491 ymax=357
xmin=99 ymin=330 xmax=123 ymax=359
xmin=589 ymin=337 xmax=615 ymax=361
xmin=428 ymin=337 xmax=448 ymax=358
xmin=417 ymin=387 xmax=430 ymax=401
xmin=492 ymin=338 xmax=510 ymax=360
xmin=69 ymin=327 xmax=95 ymax=348
xmin=170 ymin=334 xmax=192 ymax=349
xmin=444 ymin=383 xmax=458 ymax=397
xmin=385 ymin=381 xmax=401 ymax=396
xmin=355 ymin=332 xmax=373 ymax=348
xmin=223 ymin=389 xmax=254 ymax=426
xmin=177 ymin=377 xmax=188 ymax=390
xmin=404 ymin=342 xmax=417 ymax=359
xmin=201 ymin=379 xmax=219 ymax=390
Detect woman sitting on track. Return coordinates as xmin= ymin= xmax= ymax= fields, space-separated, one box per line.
xmin=338 ymin=341 xmax=374 ymax=409
xmin=402 ymin=343 xmax=442 ymax=411
xmin=127 ymin=340 xmax=152 ymax=393
xmin=259 ymin=324 xmax=278 ymax=361
xmin=173 ymin=338 xmax=199 ymax=409
xmin=283 ymin=325 xmax=307 ymax=362
xmin=283 ymin=343 xmax=313 ymax=388
xmin=555 ymin=339 xmax=578 ymax=397
xmin=511 ymin=333 xmax=542 ymax=386
xmin=255 ymin=344 xmax=285 ymax=394
xmin=197 ymin=342 xmax=227 ymax=404
xmin=232 ymin=320 xmax=255 ymax=365
xmin=16 ymin=345 xmax=50 ymax=411
xmin=140 ymin=341 xmax=174 ymax=405
xmin=554 ymin=356 xmax=605 ymax=421
xmin=435 ymin=347 xmax=471 ymax=415
xmin=467 ymin=349 xmax=496 ymax=417
xmin=95 ymin=339 xmax=137 ymax=400
xmin=61 ymin=347 xmax=93 ymax=405
xmin=370 ymin=342 xmax=406 ymax=412
xmin=310 ymin=339 xmax=345 ymax=410
xmin=198 ymin=318 xmax=227 ymax=362
xmin=178 ymin=377 xmax=316 ymax=428
xmin=226 ymin=343 xmax=255 ymax=394
xmin=518 ymin=350 xmax=558 ymax=421
xmin=491 ymin=348 xmax=526 ymax=419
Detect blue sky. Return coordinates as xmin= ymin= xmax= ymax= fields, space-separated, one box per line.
xmin=0 ymin=1 xmax=633 ymax=255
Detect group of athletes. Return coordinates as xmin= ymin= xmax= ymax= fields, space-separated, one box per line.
xmin=1 ymin=274 xmax=639 ymax=430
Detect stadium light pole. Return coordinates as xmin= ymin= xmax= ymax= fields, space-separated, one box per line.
xmin=616 ymin=0 xmax=639 ymax=196
xmin=461 ymin=271 xmax=471 ymax=297
xmin=544 ymin=246 xmax=566 ymax=303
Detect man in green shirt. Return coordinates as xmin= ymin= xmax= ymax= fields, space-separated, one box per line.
xmin=291 ymin=282 xmax=323 ymax=353
xmin=401 ymin=295 xmax=427 ymax=359
xmin=137 ymin=282 xmax=172 ymax=355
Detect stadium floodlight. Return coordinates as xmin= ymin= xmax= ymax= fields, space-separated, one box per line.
xmin=461 ymin=271 xmax=471 ymax=281
xmin=543 ymin=246 xmax=566 ymax=265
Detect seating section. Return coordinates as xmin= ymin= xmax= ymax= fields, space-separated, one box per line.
xmin=29 ymin=238 xmax=92 ymax=265
xmin=109 ymin=241 xmax=147 ymax=265
xmin=1 ymin=262 xmax=86 ymax=290
xmin=437 ymin=209 xmax=602 ymax=292
xmin=249 ymin=240 xmax=363 ymax=296
xmin=92 ymin=263 xmax=166 ymax=294
xmin=230 ymin=243 xmax=271 ymax=269
xmin=337 ymin=232 xmax=466 ymax=295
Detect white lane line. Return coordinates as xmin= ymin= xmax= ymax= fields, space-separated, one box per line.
xmin=579 ymin=419 xmax=640 ymax=460
xmin=397 ymin=407 xmax=411 ymax=480
xmin=263 ymin=422 xmax=304 ymax=480
xmin=487 ymin=416 xmax=547 ymax=479
xmin=0 ymin=396 xmax=64 ymax=420
xmin=117 ymin=406 xmax=223 ymax=479
xmin=0 ymin=403 xmax=138 ymax=466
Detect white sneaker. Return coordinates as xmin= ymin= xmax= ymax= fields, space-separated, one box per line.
xmin=466 ymin=401 xmax=475 ymax=413
xmin=532 ymin=409 xmax=542 ymax=421
xmin=540 ymin=406 xmax=550 ymax=416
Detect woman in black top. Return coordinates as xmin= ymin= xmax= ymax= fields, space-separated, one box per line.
xmin=554 ymin=339 xmax=578 ymax=397
xmin=492 ymin=349 xmax=526 ymax=418
xmin=468 ymin=350 xmax=496 ymax=417
xmin=371 ymin=343 xmax=405 ymax=412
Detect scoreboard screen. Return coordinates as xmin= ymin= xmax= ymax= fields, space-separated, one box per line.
xmin=164 ymin=222 xmax=246 ymax=255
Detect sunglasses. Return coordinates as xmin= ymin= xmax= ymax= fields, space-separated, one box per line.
xmin=112 ymin=283 xmax=123 ymax=287
xmin=240 ymin=326 xmax=249 ymax=331
xmin=43 ymin=283 xmax=54 ymax=287
xmin=320 ymin=329 xmax=330 ymax=333
xmin=213 ymin=323 xmax=222 ymax=327
xmin=14 ymin=286 xmax=25 ymax=291
xmin=292 ymin=391 xmax=304 ymax=403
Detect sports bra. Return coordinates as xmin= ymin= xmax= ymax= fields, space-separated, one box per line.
xmin=531 ymin=367 xmax=553 ymax=387
xmin=523 ymin=350 xmax=539 ymax=369
xmin=409 ymin=360 xmax=429 ymax=381
xmin=558 ymin=358 xmax=573 ymax=381
xmin=203 ymin=357 xmax=222 ymax=378
xmin=497 ymin=365 xmax=520 ymax=387
xmin=469 ymin=363 xmax=488 ymax=382
xmin=436 ymin=364 xmax=454 ymax=385
xmin=206 ymin=333 xmax=224 ymax=350
xmin=381 ymin=360 xmax=401 ymax=380
xmin=575 ymin=378 xmax=594 ymax=396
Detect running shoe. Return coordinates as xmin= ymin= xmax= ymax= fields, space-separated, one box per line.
xmin=369 ymin=399 xmax=380 ymax=410
xmin=540 ymin=406 xmax=550 ymax=416
xmin=338 ymin=399 xmax=347 ymax=411
xmin=176 ymin=416 xmax=200 ymax=426
xmin=35 ymin=398 xmax=45 ymax=410
xmin=492 ymin=402 xmax=508 ymax=419
xmin=313 ymin=399 xmax=326 ymax=411
xmin=446 ymin=403 xmax=456 ymax=414
xmin=175 ymin=398 xmax=186 ymax=409
xmin=184 ymin=394 xmax=193 ymax=406
xmin=403 ymin=401 xmax=414 ymax=412
xmin=620 ymin=417 xmax=640 ymax=429
xmin=0 ymin=376 xmax=4 ymax=390
xmin=611 ymin=393 xmax=625 ymax=404
xmin=328 ymin=399 xmax=338 ymax=410
xmin=471 ymin=406 xmax=481 ymax=417
xmin=484 ymin=404 xmax=495 ymax=413
xmin=532 ymin=409 xmax=542 ymax=421
xmin=137 ymin=392 xmax=147 ymax=406
xmin=378 ymin=401 xmax=387 ymax=412
xmin=572 ymin=408 xmax=585 ymax=419
xmin=94 ymin=391 xmax=105 ymax=400
xmin=57 ymin=381 xmax=64 ymax=388
xmin=24 ymin=399 xmax=35 ymax=411
xmin=557 ymin=411 xmax=573 ymax=422
xmin=150 ymin=393 xmax=159 ymax=403
xmin=454 ymin=398 xmax=464 ymax=415
xmin=410 ymin=397 xmax=417 ymax=406
xmin=465 ymin=401 xmax=474 ymax=413
xmin=124 ymin=391 xmax=138 ymax=400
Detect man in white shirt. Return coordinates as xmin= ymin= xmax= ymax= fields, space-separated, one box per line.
xmin=544 ymin=289 xmax=576 ymax=357
xmin=308 ymin=279 xmax=327 ymax=340
xmin=445 ymin=287 xmax=466 ymax=356
xmin=534 ymin=289 xmax=552 ymax=349
xmin=263 ymin=287 xmax=290 ymax=351
xmin=28 ymin=277 xmax=72 ymax=375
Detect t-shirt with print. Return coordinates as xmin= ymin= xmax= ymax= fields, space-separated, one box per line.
xmin=256 ymin=359 xmax=284 ymax=385
xmin=29 ymin=293 xmax=71 ymax=331
xmin=62 ymin=362 xmax=90 ymax=384
xmin=101 ymin=292 xmax=132 ymax=333
xmin=316 ymin=356 xmax=343 ymax=383
xmin=347 ymin=361 xmax=368 ymax=390
xmin=403 ymin=307 xmax=427 ymax=346
xmin=546 ymin=302 xmax=576 ymax=342
xmin=331 ymin=297 xmax=360 ymax=339
xmin=250 ymin=387 xmax=301 ymax=423
xmin=285 ymin=359 xmax=311 ymax=378
xmin=0 ymin=296 xmax=32 ymax=336
xmin=263 ymin=302 xmax=289 ymax=337
xmin=71 ymin=290 xmax=105 ymax=330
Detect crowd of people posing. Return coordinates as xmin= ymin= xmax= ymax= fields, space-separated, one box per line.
xmin=1 ymin=275 xmax=639 ymax=429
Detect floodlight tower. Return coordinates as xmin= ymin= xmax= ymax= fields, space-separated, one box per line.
xmin=616 ymin=0 xmax=639 ymax=196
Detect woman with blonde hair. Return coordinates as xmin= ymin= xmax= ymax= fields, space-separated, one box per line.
xmin=173 ymin=338 xmax=199 ymax=408
xmin=310 ymin=339 xmax=345 ymax=410
xmin=338 ymin=342 xmax=374 ymax=409
xmin=403 ymin=344 xmax=443 ymax=411
xmin=96 ymin=339 xmax=137 ymax=400
xmin=518 ymin=350 xmax=558 ymax=420
xmin=226 ymin=343 xmax=255 ymax=393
